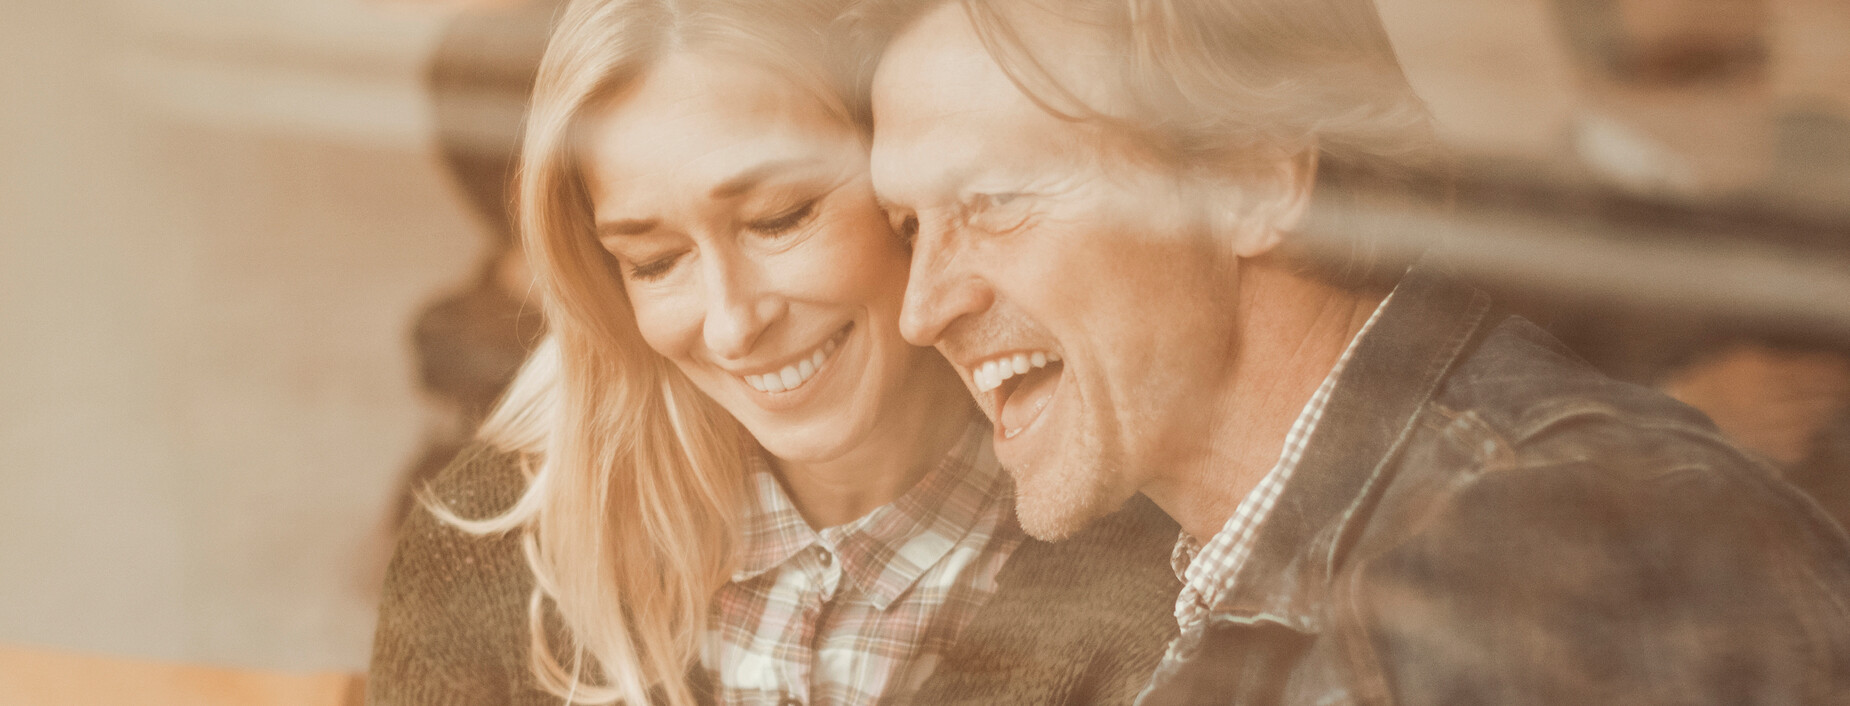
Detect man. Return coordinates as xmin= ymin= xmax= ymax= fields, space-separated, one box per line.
xmin=853 ymin=0 xmax=1850 ymax=702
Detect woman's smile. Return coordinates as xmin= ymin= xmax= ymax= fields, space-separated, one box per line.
xmin=579 ymin=51 xmax=960 ymax=466
xmin=738 ymin=322 xmax=853 ymax=401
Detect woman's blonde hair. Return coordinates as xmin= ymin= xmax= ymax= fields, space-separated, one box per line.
xmin=424 ymin=0 xmax=861 ymax=703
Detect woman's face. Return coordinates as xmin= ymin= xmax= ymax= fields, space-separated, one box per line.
xmin=579 ymin=51 xmax=940 ymax=464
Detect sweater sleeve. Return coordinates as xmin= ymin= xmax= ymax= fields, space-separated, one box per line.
xmin=368 ymin=445 xmax=540 ymax=706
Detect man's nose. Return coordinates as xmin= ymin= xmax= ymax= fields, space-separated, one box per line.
xmin=702 ymin=256 xmax=779 ymax=361
xmin=900 ymin=221 xmax=993 ymax=347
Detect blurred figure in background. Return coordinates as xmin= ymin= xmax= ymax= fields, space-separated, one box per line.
xmin=1544 ymin=0 xmax=1850 ymax=530
xmin=386 ymin=1 xmax=558 ymax=532
xmin=1554 ymin=0 xmax=1850 ymax=217
xmin=1557 ymin=0 xmax=1778 ymax=200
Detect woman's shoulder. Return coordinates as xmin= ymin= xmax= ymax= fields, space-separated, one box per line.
xmin=423 ymin=442 xmax=532 ymax=520
xmin=369 ymin=442 xmax=538 ymax=704
xmin=387 ymin=441 xmax=536 ymax=615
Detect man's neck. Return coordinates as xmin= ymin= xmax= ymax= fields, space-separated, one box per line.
xmin=1141 ymin=257 xmax=1384 ymax=540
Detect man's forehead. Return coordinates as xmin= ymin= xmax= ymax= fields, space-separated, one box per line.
xmin=873 ymin=4 xmax=1007 ymax=118
xmin=876 ymin=2 xmax=1122 ymax=108
xmin=869 ymin=2 xmax=1125 ymax=193
xmin=868 ymin=4 xmax=1013 ymax=197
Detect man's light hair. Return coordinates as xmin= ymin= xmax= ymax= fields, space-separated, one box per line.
xmin=845 ymin=0 xmax=1449 ymax=289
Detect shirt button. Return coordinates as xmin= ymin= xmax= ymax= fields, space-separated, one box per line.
xmin=779 ymin=697 xmax=803 ymax=706
xmin=819 ymin=550 xmax=832 ymax=565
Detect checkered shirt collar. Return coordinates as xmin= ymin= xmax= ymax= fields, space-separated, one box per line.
xmin=1170 ymin=291 xmax=1395 ymax=620
xmin=732 ymin=416 xmax=1006 ymax=610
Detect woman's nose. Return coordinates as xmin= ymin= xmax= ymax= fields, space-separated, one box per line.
xmin=701 ymin=257 xmax=781 ymax=361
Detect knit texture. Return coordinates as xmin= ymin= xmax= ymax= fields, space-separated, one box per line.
xmin=369 ymin=444 xmax=1181 ymax=706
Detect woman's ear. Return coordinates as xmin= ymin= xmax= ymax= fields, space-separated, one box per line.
xmin=1211 ymin=145 xmax=1319 ymax=258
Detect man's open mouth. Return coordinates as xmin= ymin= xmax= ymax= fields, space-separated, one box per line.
xmin=972 ymin=351 xmax=1064 ymax=438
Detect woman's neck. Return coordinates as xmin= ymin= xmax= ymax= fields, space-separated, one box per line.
xmin=772 ymin=359 xmax=977 ymax=529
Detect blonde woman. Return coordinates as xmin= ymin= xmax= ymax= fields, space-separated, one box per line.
xmin=367 ymin=0 xmax=1179 ymax=704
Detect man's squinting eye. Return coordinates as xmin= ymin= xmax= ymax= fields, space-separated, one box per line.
xmin=748 ymin=198 xmax=819 ymax=236
xmin=973 ymin=192 xmax=1024 ymax=210
xmin=969 ymin=192 xmax=1032 ymax=232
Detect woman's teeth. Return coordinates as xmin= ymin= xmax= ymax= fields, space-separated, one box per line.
xmin=973 ymin=350 xmax=1061 ymax=392
xmin=743 ymin=332 xmax=844 ymax=393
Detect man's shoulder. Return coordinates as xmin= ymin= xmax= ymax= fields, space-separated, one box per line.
xmin=1327 ymin=320 xmax=1850 ymax=701
xmin=1432 ymin=314 xmax=1720 ymax=445
xmin=1335 ymin=314 xmax=1850 ymax=680
xmin=1398 ymin=313 xmax=1843 ymax=552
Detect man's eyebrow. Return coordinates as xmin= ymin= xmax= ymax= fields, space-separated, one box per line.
xmin=710 ymin=158 xmax=820 ymax=199
xmin=878 ymin=159 xmax=985 ymax=208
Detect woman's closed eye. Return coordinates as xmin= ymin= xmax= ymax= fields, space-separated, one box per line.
xmin=747 ymin=198 xmax=819 ymax=236
xmin=626 ymin=252 xmax=683 ymax=281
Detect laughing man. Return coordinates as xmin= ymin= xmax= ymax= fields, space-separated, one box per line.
xmin=851 ymin=0 xmax=1850 ymax=703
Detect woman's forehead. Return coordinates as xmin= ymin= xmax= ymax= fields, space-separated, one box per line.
xmin=577 ymin=52 xmax=863 ymax=216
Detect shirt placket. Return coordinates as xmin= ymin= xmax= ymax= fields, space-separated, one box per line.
xmin=807 ymin=535 xmax=848 ymax=705
xmin=781 ymin=540 xmax=845 ymax=706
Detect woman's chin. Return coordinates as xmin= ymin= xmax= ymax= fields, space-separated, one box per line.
xmin=753 ymin=427 xmax=860 ymax=467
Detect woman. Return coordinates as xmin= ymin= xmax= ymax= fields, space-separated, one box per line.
xmin=368 ymin=0 xmax=1179 ymax=704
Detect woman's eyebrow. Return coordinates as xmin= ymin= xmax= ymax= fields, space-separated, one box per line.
xmin=597 ymin=158 xmax=830 ymax=238
xmin=598 ymin=217 xmax=658 ymax=238
xmin=710 ymin=158 xmax=822 ymax=199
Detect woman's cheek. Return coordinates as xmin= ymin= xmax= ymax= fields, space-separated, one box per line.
xmin=628 ymin=293 xmax=701 ymax=361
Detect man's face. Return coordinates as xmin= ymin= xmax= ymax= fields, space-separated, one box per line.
xmin=869 ymin=3 xmax=1247 ymax=539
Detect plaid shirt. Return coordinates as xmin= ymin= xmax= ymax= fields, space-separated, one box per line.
xmin=703 ymin=418 xmax=1021 ymax=706
xmin=1162 ymin=293 xmax=1394 ymax=663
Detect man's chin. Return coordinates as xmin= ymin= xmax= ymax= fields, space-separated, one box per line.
xmin=1012 ymin=470 xmax=1122 ymax=541
xmin=1016 ymin=504 xmax=1092 ymax=541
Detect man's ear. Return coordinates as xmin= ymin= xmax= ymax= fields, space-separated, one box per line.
xmin=1212 ymin=146 xmax=1319 ymax=258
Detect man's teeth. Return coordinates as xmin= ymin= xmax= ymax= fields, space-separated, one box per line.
xmin=744 ymin=334 xmax=842 ymax=393
xmin=972 ymin=351 xmax=1061 ymax=392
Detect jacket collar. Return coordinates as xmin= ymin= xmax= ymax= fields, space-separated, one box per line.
xmin=1206 ymin=257 xmax=1494 ymax=629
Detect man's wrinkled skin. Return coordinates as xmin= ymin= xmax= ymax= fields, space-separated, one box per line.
xmin=862 ymin=0 xmax=1850 ymax=703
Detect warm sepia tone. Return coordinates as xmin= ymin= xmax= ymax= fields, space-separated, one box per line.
xmin=3 ymin=0 xmax=1846 ymax=702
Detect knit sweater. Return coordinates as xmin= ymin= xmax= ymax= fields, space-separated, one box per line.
xmin=369 ymin=444 xmax=1181 ymax=705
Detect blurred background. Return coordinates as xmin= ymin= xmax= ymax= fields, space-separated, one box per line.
xmin=0 ymin=0 xmax=1844 ymax=702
